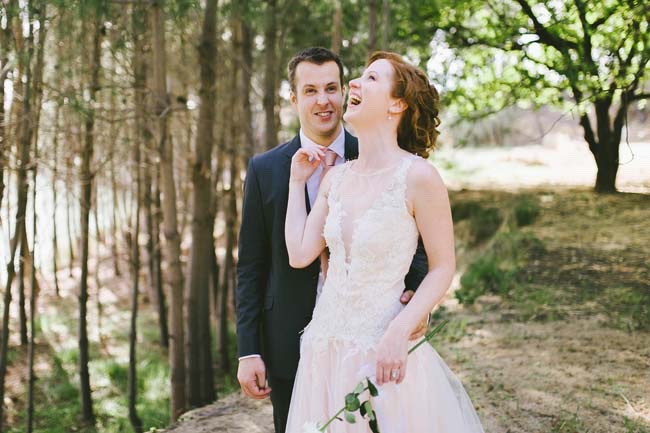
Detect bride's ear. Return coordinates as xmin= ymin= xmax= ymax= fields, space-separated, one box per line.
xmin=388 ymin=99 xmax=407 ymax=116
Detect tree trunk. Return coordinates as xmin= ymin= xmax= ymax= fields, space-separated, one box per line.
xmin=27 ymin=136 xmax=38 ymax=433
xmin=66 ymin=152 xmax=76 ymax=276
xmin=368 ymin=0 xmax=377 ymax=54
xmin=18 ymin=227 xmax=29 ymax=345
xmin=127 ymin=110 xmax=144 ymax=433
xmin=186 ymin=0 xmax=219 ymax=407
xmin=0 ymin=3 xmax=34 ymax=425
xmin=27 ymin=10 xmax=44 ymax=429
xmin=0 ymin=14 xmax=12 ymax=210
xmin=134 ymin=0 xmax=167 ymax=349
xmin=381 ymin=0 xmax=389 ymax=49
xmin=152 ymin=166 xmax=168 ymax=347
xmin=239 ymin=0 xmax=255 ymax=164
xmin=78 ymin=13 xmax=103 ymax=424
xmin=150 ymin=0 xmax=186 ymax=419
xmin=52 ymin=103 xmax=61 ymax=296
xmin=263 ymin=0 xmax=278 ymax=149
xmin=579 ymin=98 xmax=622 ymax=193
xmin=219 ymin=22 xmax=242 ymax=372
xmin=331 ymin=0 xmax=342 ymax=55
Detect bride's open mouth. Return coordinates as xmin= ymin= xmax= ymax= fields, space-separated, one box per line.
xmin=348 ymin=94 xmax=362 ymax=106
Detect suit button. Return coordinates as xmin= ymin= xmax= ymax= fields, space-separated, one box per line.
xmin=312 ymin=275 xmax=317 ymax=280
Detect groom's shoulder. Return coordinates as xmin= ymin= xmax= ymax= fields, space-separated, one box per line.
xmin=249 ymin=137 xmax=298 ymax=171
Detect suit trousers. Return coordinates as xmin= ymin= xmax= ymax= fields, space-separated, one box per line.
xmin=269 ymin=375 xmax=295 ymax=433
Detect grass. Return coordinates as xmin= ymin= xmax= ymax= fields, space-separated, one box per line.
xmin=452 ymin=190 xmax=650 ymax=330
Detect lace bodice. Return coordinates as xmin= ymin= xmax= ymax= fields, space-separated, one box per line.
xmin=302 ymin=156 xmax=420 ymax=351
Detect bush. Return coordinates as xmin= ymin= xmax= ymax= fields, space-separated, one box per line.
xmin=469 ymin=207 xmax=503 ymax=244
xmin=513 ymin=196 xmax=541 ymax=226
xmin=456 ymin=254 xmax=514 ymax=305
xmin=451 ymin=200 xmax=483 ymax=222
xmin=455 ymin=231 xmax=544 ymax=305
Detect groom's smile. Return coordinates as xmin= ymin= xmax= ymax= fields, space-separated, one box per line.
xmin=290 ymin=60 xmax=344 ymax=146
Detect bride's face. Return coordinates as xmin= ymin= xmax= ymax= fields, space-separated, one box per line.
xmin=343 ymin=59 xmax=397 ymax=128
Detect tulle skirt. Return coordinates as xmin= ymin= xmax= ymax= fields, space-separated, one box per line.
xmin=285 ymin=338 xmax=485 ymax=433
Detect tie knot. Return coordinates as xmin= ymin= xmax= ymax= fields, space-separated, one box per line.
xmin=323 ymin=149 xmax=337 ymax=167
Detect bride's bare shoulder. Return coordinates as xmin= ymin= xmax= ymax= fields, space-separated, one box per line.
xmin=406 ymin=157 xmax=446 ymax=192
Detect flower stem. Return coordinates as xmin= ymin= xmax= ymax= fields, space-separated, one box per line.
xmin=408 ymin=319 xmax=449 ymax=354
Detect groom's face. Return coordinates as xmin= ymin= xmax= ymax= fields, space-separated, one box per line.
xmin=290 ymin=61 xmax=345 ymax=146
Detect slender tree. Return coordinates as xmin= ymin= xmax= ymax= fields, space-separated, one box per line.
xmin=332 ymin=0 xmax=342 ymax=55
xmin=368 ymin=0 xmax=378 ymax=54
xmin=77 ymin=6 xmax=104 ymax=423
xmin=185 ymin=0 xmax=219 ymax=407
xmin=26 ymin=10 xmax=44 ymax=430
xmin=263 ymin=0 xmax=278 ymax=149
xmin=127 ymin=103 xmax=144 ymax=433
xmin=150 ymin=0 xmax=186 ymax=418
xmin=0 ymin=0 xmax=35 ymax=427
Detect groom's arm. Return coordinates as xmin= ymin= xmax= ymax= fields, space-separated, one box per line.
xmin=236 ymin=158 xmax=272 ymax=399
xmin=236 ymin=158 xmax=270 ymax=358
xmin=404 ymin=236 xmax=429 ymax=292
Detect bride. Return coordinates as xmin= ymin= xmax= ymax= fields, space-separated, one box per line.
xmin=284 ymin=51 xmax=484 ymax=433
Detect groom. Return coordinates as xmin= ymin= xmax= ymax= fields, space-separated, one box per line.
xmin=235 ymin=47 xmax=428 ymax=433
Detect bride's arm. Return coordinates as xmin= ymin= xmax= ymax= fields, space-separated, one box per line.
xmin=375 ymin=159 xmax=456 ymax=385
xmin=285 ymin=147 xmax=333 ymax=268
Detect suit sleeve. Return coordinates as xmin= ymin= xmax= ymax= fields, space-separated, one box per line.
xmin=403 ymin=236 xmax=429 ymax=292
xmin=235 ymin=158 xmax=270 ymax=358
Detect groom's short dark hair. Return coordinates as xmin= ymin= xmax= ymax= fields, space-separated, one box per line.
xmin=287 ymin=47 xmax=345 ymax=93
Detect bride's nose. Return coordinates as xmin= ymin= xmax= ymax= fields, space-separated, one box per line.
xmin=349 ymin=78 xmax=360 ymax=89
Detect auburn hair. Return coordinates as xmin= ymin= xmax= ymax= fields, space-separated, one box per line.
xmin=367 ymin=51 xmax=441 ymax=158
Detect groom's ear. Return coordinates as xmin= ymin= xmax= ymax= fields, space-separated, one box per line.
xmin=290 ymin=91 xmax=297 ymax=106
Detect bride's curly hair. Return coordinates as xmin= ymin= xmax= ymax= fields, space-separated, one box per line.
xmin=367 ymin=51 xmax=441 ymax=158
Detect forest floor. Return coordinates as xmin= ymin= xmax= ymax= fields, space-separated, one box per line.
xmin=161 ymin=185 xmax=650 ymax=433
xmin=3 ymin=141 xmax=648 ymax=433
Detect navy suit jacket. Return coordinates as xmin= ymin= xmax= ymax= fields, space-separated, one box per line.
xmin=235 ymin=131 xmax=428 ymax=379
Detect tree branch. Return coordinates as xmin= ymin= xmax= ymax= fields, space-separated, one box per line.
xmin=574 ymin=0 xmax=598 ymax=75
xmin=513 ymin=0 xmax=579 ymax=53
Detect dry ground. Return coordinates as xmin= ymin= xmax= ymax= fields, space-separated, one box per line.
xmin=161 ymin=189 xmax=649 ymax=433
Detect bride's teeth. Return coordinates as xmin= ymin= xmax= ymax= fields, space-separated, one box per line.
xmin=349 ymin=95 xmax=361 ymax=105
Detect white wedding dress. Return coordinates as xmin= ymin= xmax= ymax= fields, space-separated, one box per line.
xmin=285 ymin=156 xmax=485 ymax=433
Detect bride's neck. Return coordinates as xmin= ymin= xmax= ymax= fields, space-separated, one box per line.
xmin=354 ymin=126 xmax=401 ymax=170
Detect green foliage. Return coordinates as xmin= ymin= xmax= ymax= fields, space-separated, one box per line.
xmin=550 ymin=408 xmax=587 ymax=433
xmin=451 ymin=200 xmax=483 ymax=222
xmin=601 ymin=287 xmax=650 ymax=331
xmin=457 ymin=253 xmax=514 ymax=304
xmin=469 ymin=206 xmax=503 ymax=244
xmin=624 ymin=416 xmax=650 ymax=433
xmin=429 ymin=0 xmax=650 ymax=118
xmin=456 ymin=231 xmax=544 ymax=305
xmin=513 ymin=195 xmax=541 ymax=227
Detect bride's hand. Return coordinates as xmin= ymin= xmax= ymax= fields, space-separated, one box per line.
xmin=375 ymin=324 xmax=409 ymax=386
xmin=290 ymin=146 xmax=324 ymax=183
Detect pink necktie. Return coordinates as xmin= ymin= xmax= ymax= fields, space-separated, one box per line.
xmin=319 ymin=149 xmax=337 ymax=279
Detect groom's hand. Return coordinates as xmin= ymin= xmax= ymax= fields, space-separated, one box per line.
xmin=400 ymin=290 xmax=428 ymax=341
xmin=237 ymin=357 xmax=272 ymax=399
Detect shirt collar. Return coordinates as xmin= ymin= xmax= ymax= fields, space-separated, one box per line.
xmin=299 ymin=127 xmax=345 ymax=160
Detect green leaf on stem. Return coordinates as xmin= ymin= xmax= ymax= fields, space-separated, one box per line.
xmin=367 ymin=378 xmax=379 ymax=397
xmin=344 ymin=411 xmax=356 ymax=423
xmin=345 ymin=393 xmax=361 ymax=412
xmin=369 ymin=417 xmax=381 ymax=433
xmin=353 ymin=382 xmax=365 ymax=395
xmin=363 ymin=401 xmax=376 ymax=421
